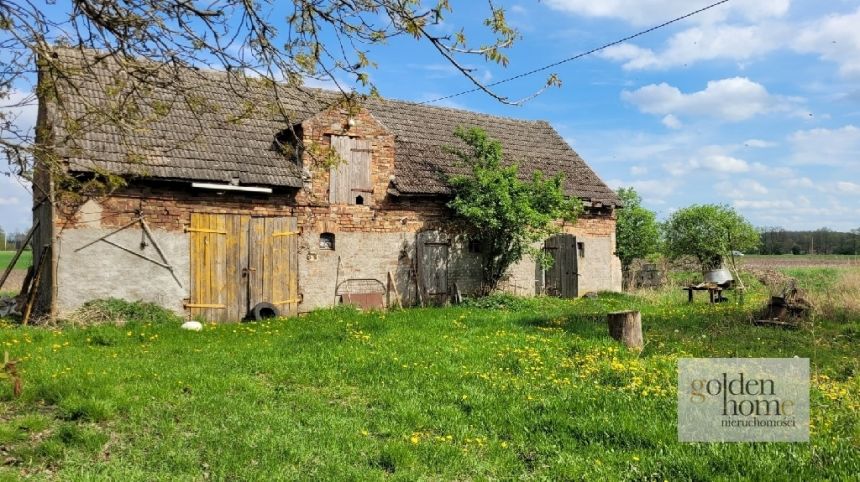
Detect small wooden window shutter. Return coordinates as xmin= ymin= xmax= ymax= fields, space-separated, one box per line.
xmin=329 ymin=136 xmax=372 ymax=204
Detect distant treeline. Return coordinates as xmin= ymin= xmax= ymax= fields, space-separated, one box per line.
xmin=756 ymin=228 xmax=860 ymax=255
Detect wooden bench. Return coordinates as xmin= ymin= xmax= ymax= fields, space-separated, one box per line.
xmin=682 ymin=283 xmax=726 ymax=303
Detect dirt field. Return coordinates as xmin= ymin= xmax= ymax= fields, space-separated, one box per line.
xmin=741 ymin=254 xmax=860 ymax=269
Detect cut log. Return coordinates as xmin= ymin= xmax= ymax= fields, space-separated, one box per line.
xmin=607 ymin=310 xmax=643 ymax=351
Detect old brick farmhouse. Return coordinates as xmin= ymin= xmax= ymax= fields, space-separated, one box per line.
xmin=31 ymin=49 xmax=621 ymax=321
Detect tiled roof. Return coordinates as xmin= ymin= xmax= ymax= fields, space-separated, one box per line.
xmin=44 ymin=48 xmax=332 ymax=188
xmin=44 ymin=48 xmax=619 ymax=205
xmin=362 ymin=98 xmax=618 ymax=204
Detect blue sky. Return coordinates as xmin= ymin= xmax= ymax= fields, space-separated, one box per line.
xmin=2 ymin=0 xmax=859 ymax=233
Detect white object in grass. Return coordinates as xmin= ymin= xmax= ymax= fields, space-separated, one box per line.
xmin=181 ymin=321 xmax=203 ymax=331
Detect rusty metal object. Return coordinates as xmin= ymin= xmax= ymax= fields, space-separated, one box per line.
xmin=703 ymin=268 xmax=733 ymax=287
xmin=756 ymin=279 xmax=813 ymax=327
xmin=336 ymin=278 xmax=387 ymax=310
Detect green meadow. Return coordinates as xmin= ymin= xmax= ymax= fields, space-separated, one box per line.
xmin=0 ymin=251 xmax=31 ymax=271
xmin=0 ymin=269 xmax=857 ymax=480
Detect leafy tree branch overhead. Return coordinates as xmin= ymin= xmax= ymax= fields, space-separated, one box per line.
xmin=0 ymin=0 xmax=559 ymax=189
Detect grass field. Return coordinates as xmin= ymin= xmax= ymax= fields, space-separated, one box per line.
xmin=0 ymin=250 xmax=32 ymax=270
xmin=0 ymin=270 xmax=857 ymax=479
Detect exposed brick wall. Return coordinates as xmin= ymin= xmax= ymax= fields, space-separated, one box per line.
xmin=53 ymin=182 xmax=616 ymax=240
xmin=296 ymin=104 xmax=396 ymax=207
xmin=563 ymin=212 xmax=616 ymax=237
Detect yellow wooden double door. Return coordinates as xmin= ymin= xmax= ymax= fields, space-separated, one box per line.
xmin=187 ymin=213 xmax=298 ymax=322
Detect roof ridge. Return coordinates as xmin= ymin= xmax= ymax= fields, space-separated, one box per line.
xmin=364 ymin=96 xmax=545 ymax=127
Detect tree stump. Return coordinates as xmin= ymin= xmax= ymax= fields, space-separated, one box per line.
xmin=607 ymin=310 xmax=643 ymax=351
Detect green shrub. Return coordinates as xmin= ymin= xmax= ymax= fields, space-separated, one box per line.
xmin=67 ymin=298 xmax=182 ymax=326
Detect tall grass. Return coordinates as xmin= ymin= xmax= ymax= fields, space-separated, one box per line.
xmin=808 ymin=269 xmax=860 ymax=322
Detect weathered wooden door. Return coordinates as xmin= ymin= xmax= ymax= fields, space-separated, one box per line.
xmin=543 ymin=234 xmax=578 ymax=298
xmin=329 ymin=136 xmax=372 ymax=205
xmin=417 ymin=231 xmax=449 ymax=305
xmin=188 ymin=213 xmax=232 ymax=321
xmin=188 ymin=214 xmax=297 ymax=321
xmin=248 ymin=217 xmax=299 ymax=317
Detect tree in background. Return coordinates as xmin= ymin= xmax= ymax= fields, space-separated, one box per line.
xmin=662 ymin=204 xmax=759 ymax=272
xmin=447 ymin=127 xmax=582 ymax=294
xmin=615 ymin=187 xmax=659 ymax=274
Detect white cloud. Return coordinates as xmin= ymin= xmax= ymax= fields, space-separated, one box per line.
xmin=662 ymin=161 xmax=687 ymax=177
xmin=793 ymin=8 xmax=860 ymax=78
xmin=789 ymin=125 xmax=860 ymax=166
xmin=543 ymin=0 xmax=789 ymax=27
xmin=715 ymin=179 xmax=768 ymax=199
xmin=750 ymin=162 xmax=794 ymax=177
xmin=746 ymin=180 xmax=769 ymax=194
xmin=596 ymin=8 xmax=860 ymax=78
xmin=599 ymin=44 xmax=660 ymax=70
xmin=743 ymin=139 xmax=776 ymax=148
xmin=690 ymin=154 xmax=750 ymax=173
xmin=0 ymin=196 xmax=21 ymax=206
xmin=783 ymin=177 xmax=816 ymax=189
xmin=837 ymin=181 xmax=860 ymax=194
xmin=661 ymin=114 xmax=682 ymax=129
xmin=622 ymin=77 xmax=799 ymax=122
xmin=600 ymin=23 xmax=787 ymax=70
xmin=630 ymin=165 xmax=648 ymax=176
xmin=733 ymin=199 xmax=795 ymax=210
xmin=606 ymin=178 xmax=677 ymax=200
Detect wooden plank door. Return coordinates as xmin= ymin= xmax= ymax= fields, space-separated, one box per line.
xmin=329 ymin=136 xmax=372 ymax=205
xmin=417 ymin=230 xmax=449 ymax=305
xmin=227 ymin=214 xmax=250 ymax=322
xmin=544 ymin=234 xmax=578 ymax=298
xmin=188 ymin=213 xmax=231 ymax=321
xmin=249 ymin=217 xmax=299 ymax=317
